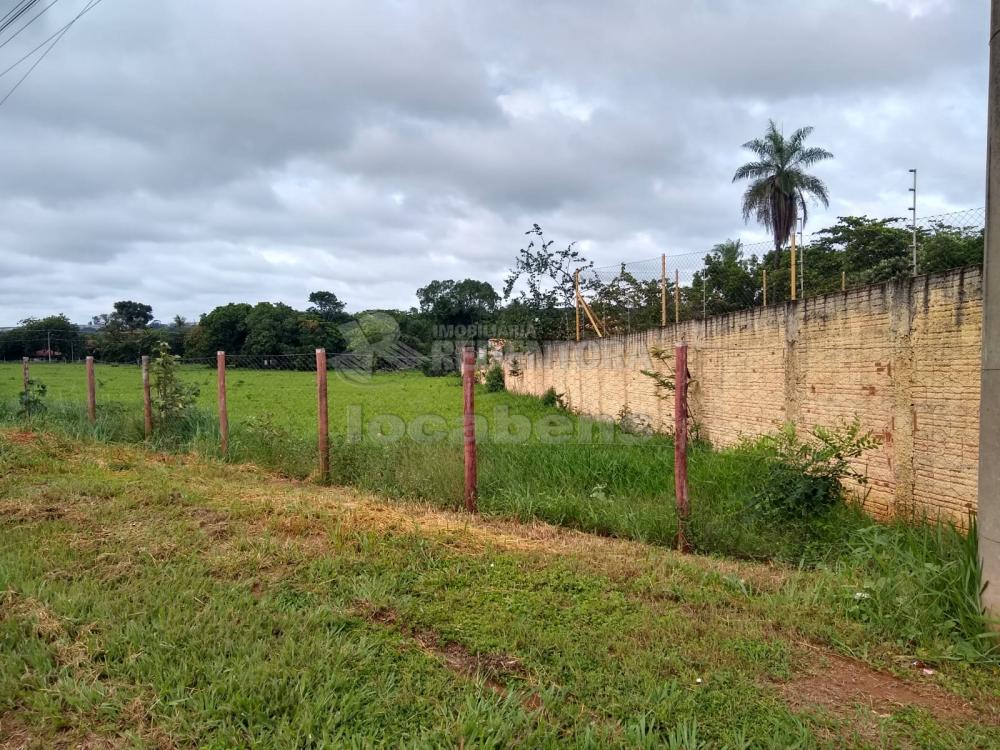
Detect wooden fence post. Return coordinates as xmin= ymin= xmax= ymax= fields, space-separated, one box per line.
xmin=141 ymin=356 xmax=153 ymax=439
xmin=674 ymin=342 xmax=691 ymax=553
xmin=463 ymin=345 xmax=478 ymax=513
xmin=86 ymin=356 xmax=96 ymax=424
xmin=21 ymin=357 xmax=28 ymax=398
xmin=217 ymin=351 xmax=229 ymax=455
xmin=316 ymin=348 xmax=329 ymax=483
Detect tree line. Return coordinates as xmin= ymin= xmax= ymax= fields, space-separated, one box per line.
xmin=0 ymin=212 xmax=983 ymax=363
xmin=0 ymin=122 xmax=983 ymax=360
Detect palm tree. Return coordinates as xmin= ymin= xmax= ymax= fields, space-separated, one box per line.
xmin=732 ymin=121 xmax=833 ymax=264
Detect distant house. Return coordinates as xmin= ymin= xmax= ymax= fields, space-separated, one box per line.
xmin=32 ymin=349 xmax=62 ymax=361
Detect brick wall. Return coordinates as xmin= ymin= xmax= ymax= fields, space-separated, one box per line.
xmin=502 ymin=267 xmax=982 ymax=520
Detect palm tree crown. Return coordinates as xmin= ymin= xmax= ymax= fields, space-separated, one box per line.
xmin=732 ymin=121 xmax=833 ymax=257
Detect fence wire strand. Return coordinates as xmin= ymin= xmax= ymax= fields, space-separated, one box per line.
xmin=578 ymin=207 xmax=985 ymax=337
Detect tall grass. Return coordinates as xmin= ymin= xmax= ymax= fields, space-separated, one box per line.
xmin=840 ymin=516 xmax=994 ymax=660
xmin=1 ymin=391 xmax=995 ymax=663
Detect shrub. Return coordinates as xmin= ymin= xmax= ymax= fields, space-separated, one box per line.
xmin=484 ymin=364 xmax=505 ymax=392
xmin=740 ymin=418 xmax=880 ymax=519
xmin=18 ymin=379 xmax=47 ymax=418
xmin=640 ymin=345 xmax=676 ymax=398
xmin=540 ymin=387 xmax=566 ymax=409
xmin=151 ymin=341 xmax=199 ymax=426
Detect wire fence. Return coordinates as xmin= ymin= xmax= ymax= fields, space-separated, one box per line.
xmin=578 ymin=207 xmax=986 ymax=337
xmin=0 ymin=348 xmax=681 ymax=526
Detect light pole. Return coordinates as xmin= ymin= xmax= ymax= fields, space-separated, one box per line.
xmin=909 ymin=169 xmax=918 ymax=274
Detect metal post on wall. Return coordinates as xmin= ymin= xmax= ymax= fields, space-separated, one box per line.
xmin=674 ymin=269 xmax=680 ymax=324
xmin=909 ymin=168 xmax=919 ymax=275
xmin=660 ymin=254 xmax=667 ymax=327
xmin=790 ymin=229 xmax=798 ymax=302
xmin=575 ymin=269 xmax=581 ymax=342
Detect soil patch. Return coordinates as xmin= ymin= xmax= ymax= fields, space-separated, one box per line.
xmin=780 ymin=649 xmax=976 ymax=722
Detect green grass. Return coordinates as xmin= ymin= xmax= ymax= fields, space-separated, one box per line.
xmin=1 ymin=432 xmax=998 ymax=748
xmin=1 ymin=363 xmax=997 ymax=667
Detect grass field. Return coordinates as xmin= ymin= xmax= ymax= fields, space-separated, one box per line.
xmin=1 ymin=361 xmax=561 ymax=436
xmin=1 ymin=431 xmax=998 ymax=748
xmin=1 ymin=362 xmax=997 ymax=669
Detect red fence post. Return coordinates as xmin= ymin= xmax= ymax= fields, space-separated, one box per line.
xmin=217 ymin=351 xmax=229 ymax=455
xmin=674 ymin=342 xmax=691 ymax=552
xmin=463 ymin=345 xmax=478 ymax=513
xmin=142 ymin=355 xmax=153 ymax=439
xmin=86 ymin=356 xmax=96 ymax=424
xmin=316 ymin=348 xmax=329 ymax=483
xmin=21 ymin=357 xmax=28 ymax=399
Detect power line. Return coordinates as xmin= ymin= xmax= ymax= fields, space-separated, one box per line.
xmin=0 ymin=0 xmax=103 ymax=106
xmin=0 ymin=0 xmax=41 ymax=38
xmin=0 ymin=1 xmax=36 ymax=29
xmin=0 ymin=0 xmax=62 ymax=53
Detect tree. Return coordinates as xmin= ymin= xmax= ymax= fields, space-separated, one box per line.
xmin=109 ymin=300 xmax=154 ymax=331
xmin=307 ymin=291 xmax=350 ymax=323
xmin=185 ymin=301 xmax=346 ymax=359
xmin=0 ymin=315 xmax=84 ymax=360
xmin=187 ymin=303 xmax=253 ymax=357
xmin=733 ymin=121 xmax=833 ymax=263
xmin=502 ymin=224 xmax=594 ymax=340
xmin=416 ymin=279 xmax=500 ymax=325
xmin=919 ymin=222 xmax=984 ymax=274
xmin=591 ymin=267 xmax=661 ymax=334
xmin=694 ymin=240 xmax=760 ymax=316
xmin=812 ymin=216 xmax=910 ymax=285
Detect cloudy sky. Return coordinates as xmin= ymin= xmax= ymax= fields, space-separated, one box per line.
xmin=0 ymin=0 xmax=989 ymax=325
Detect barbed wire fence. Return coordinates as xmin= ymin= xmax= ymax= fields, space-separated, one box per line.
xmin=576 ymin=207 xmax=986 ymax=338
xmin=0 ymin=346 xmax=549 ymax=509
xmin=2 ymin=348 xmax=448 ymax=481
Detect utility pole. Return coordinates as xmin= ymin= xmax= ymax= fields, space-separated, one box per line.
xmin=979 ymin=0 xmax=1000 ymax=618
xmin=909 ymin=168 xmax=918 ymax=274
xmin=46 ymin=331 xmax=51 ymax=362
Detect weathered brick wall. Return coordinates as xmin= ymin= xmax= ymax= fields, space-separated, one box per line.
xmin=502 ymin=267 xmax=983 ymax=520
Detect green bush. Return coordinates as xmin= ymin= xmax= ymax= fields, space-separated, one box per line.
xmin=739 ymin=418 xmax=880 ymax=519
xmin=484 ymin=364 xmax=505 ymax=392
xmin=18 ymin=379 xmax=46 ymax=419
xmin=151 ymin=341 xmax=199 ymax=426
xmin=540 ymin=387 xmax=566 ymax=409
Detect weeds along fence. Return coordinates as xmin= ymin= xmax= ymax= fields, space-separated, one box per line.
xmin=576 ymin=207 xmax=986 ymax=338
xmin=1 ymin=348 xmax=696 ymax=536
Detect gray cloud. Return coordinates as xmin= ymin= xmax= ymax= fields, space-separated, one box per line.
xmin=0 ymin=0 xmax=989 ymax=324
